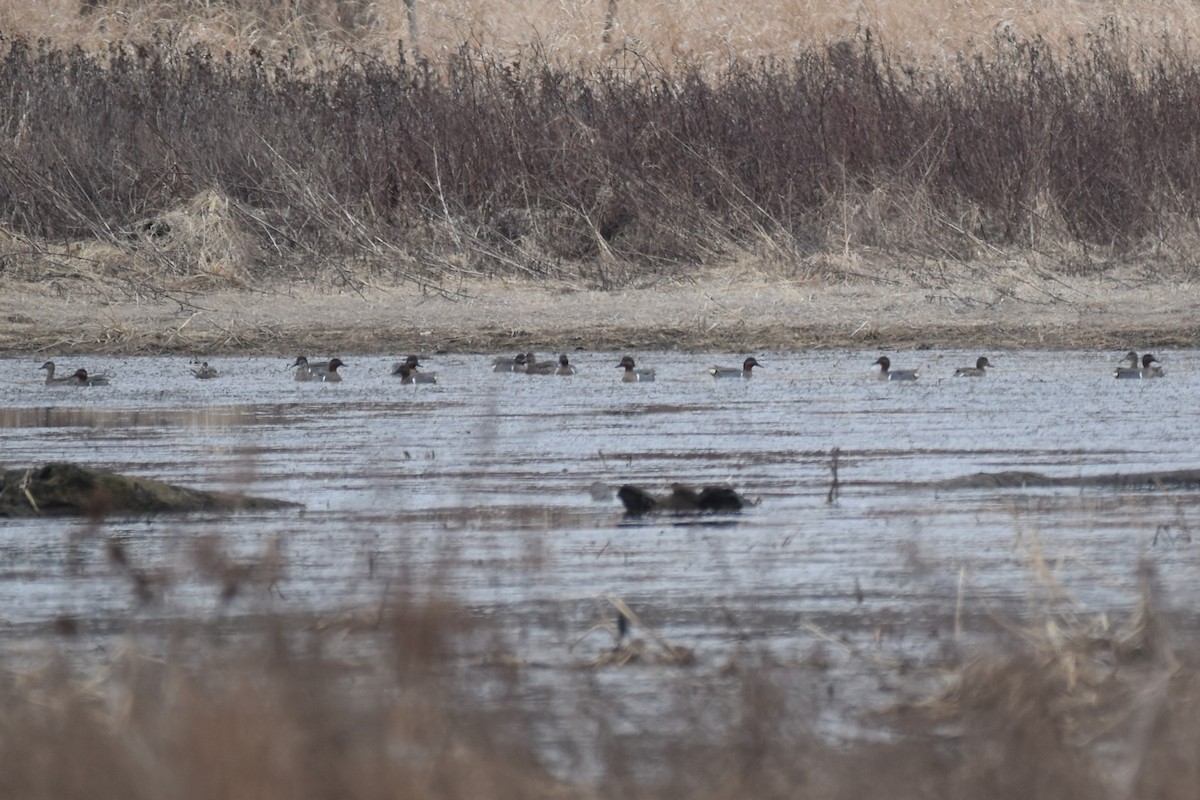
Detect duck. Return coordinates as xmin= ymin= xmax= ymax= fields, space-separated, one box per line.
xmin=523 ymin=353 xmax=556 ymax=375
xmin=555 ymin=354 xmax=577 ymax=376
xmin=873 ymin=356 xmax=919 ymax=381
xmin=396 ymin=364 xmax=438 ymax=385
xmin=953 ymin=356 xmax=992 ymax=377
xmin=1139 ymin=353 xmax=1165 ymax=378
xmin=391 ymin=355 xmax=421 ymax=376
xmin=40 ymin=361 xmax=76 ymax=386
xmin=709 ymin=357 xmax=763 ymax=379
xmin=492 ymin=353 xmax=528 ymax=373
xmin=316 ymin=358 xmax=346 ymax=383
xmin=617 ymin=484 xmax=746 ymax=516
xmin=290 ymin=356 xmax=326 ymax=381
xmin=1113 ymin=351 xmax=1142 ymax=379
xmin=617 ymin=356 xmax=655 ymax=383
xmin=72 ymin=369 xmax=110 ymax=386
xmin=191 ymin=361 xmax=219 ymax=379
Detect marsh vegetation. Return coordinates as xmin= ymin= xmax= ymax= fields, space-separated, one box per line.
xmin=4 ymin=1 xmax=1200 ymax=293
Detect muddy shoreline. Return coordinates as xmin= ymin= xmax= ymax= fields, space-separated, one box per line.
xmin=3 ymin=267 xmax=1197 ymax=355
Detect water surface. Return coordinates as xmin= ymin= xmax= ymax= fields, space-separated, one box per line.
xmin=0 ymin=349 xmax=1195 ymax=764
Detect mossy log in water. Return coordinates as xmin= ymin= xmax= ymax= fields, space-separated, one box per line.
xmin=0 ymin=463 xmax=299 ymax=517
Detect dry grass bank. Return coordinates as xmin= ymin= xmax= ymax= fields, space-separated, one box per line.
xmin=4 ymin=263 xmax=1200 ymax=354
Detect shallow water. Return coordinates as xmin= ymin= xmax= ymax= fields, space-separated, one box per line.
xmin=1 ymin=350 xmax=1197 ymax=767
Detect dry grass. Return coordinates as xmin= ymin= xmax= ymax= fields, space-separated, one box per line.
xmin=6 ymin=23 xmax=1200 ymax=294
xmin=2 ymin=523 xmax=1200 ymax=799
xmin=4 ymin=0 xmax=1200 ymax=67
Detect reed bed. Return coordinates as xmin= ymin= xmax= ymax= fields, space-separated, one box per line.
xmin=4 ymin=14 xmax=1200 ymax=288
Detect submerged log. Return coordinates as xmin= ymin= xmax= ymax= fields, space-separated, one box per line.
xmin=0 ymin=462 xmax=299 ymax=517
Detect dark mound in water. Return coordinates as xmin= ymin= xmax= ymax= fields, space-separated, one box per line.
xmin=0 ymin=462 xmax=300 ymax=517
xmin=618 ymin=484 xmax=747 ymax=516
xmin=934 ymin=468 xmax=1200 ymax=490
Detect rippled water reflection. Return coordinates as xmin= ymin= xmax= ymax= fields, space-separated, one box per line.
xmin=0 ymin=349 xmax=1196 ymax=756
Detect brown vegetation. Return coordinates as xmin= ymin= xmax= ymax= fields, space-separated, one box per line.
xmin=3 ymin=12 xmax=1200 ymax=298
xmin=2 ymin=552 xmax=1199 ymax=798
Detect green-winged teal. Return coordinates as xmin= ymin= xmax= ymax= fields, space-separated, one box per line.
xmin=391 ymin=355 xmax=421 ymax=376
xmin=76 ymin=369 xmax=109 ymax=386
xmin=1113 ymin=351 xmax=1141 ymax=378
xmin=523 ymin=353 xmax=556 ymax=375
xmin=617 ymin=356 xmax=655 ymax=382
xmin=617 ymin=484 xmax=746 ymax=516
xmin=492 ymin=353 xmax=528 ymax=373
xmin=40 ymin=361 xmax=74 ymax=386
xmin=191 ymin=361 xmax=219 ymax=379
xmin=290 ymin=356 xmax=325 ymax=381
xmin=396 ymin=363 xmax=437 ymax=385
xmin=316 ymin=358 xmax=346 ymax=383
xmin=953 ymin=356 xmax=992 ymax=377
xmin=709 ymin=357 xmax=763 ymax=379
xmin=555 ymin=354 xmax=577 ymax=376
xmin=873 ymin=356 xmax=918 ymax=381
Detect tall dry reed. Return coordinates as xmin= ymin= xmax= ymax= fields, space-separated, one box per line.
xmin=5 ymin=27 xmax=1200 ymax=285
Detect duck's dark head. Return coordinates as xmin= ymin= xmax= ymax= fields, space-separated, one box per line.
xmin=72 ymin=369 xmax=89 ymax=383
xmin=977 ymin=356 xmax=992 ymax=369
xmin=405 ymin=354 xmax=421 ymax=368
xmin=559 ymin=354 xmax=570 ymax=366
xmin=39 ymin=361 xmax=54 ymax=372
xmin=743 ymin=357 xmax=763 ymax=371
xmin=328 ymin=358 xmax=345 ymax=371
xmin=617 ymin=356 xmax=637 ymax=371
xmin=291 ymin=356 xmax=309 ymax=368
xmin=697 ymin=485 xmax=745 ymax=513
xmin=514 ymin=353 xmax=528 ymax=365
xmin=873 ymin=356 xmax=891 ymax=370
xmin=1142 ymin=353 xmax=1160 ymax=368
xmin=617 ymin=484 xmax=657 ymax=515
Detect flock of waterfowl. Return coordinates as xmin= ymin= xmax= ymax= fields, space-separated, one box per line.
xmin=871 ymin=351 xmax=1165 ymax=381
xmin=35 ymin=350 xmax=1168 ymax=387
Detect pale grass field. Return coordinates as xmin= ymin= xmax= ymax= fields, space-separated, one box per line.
xmin=2 ymin=0 xmax=1198 ymax=67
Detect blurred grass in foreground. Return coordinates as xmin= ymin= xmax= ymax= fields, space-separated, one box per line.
xmin=2 ymin=549 xmax=1197 ymax=799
